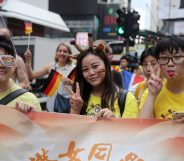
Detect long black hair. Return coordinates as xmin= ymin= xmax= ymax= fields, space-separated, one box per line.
xmin=73 ymin=47 xmax=117 ymax=115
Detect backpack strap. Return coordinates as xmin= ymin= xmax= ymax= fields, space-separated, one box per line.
xmin=0 ymin=89 xmax=27 ymax=105
xmin=134 ymin=81 xmax=145 ymax=99
xmin=118 ymin=89 xmax=128 ymax=117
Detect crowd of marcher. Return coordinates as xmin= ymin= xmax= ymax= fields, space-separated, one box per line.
xmin=0 ymin=27 xmax=183 ymax=123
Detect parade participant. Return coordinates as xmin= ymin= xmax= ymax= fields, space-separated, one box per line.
xmin=0 ymin=35 xmax=41 ymax=113
xmin=129 ymin=47 xmax=160 ymax=103
xmin=0 ymin=28 xmax=31 ymax=90
xmin=66 ymin=43 xmax=139 ymax=119
xmin=139 ymin=36 xmax=184 ymax=121
xmin=24 ymin=43 xmax=75 ymax=112
xmin=93 ymin=39 xmax=124 ymax=89
xmin=120 ymin=55 xmax=130 ymax=71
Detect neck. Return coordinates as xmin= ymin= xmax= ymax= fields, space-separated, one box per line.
xmin=91 ymin=84 xmax=105 ymax=97
xmin=57 ymin=61 xmax=67 ymax=67
xmin=166 ymin=79 xmax=184 ymax=94
xmin=0 ymin=79 xmax=12 ymax=92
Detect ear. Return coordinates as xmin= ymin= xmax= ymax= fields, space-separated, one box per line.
xmin=97 ymin=43 xmax=105 ymax=52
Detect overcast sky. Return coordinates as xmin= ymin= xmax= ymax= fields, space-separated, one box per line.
xmin=131 ymin=0 xmax=152 ymax=30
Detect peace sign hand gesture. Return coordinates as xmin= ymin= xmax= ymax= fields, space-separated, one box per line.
xmin=147 ymin=63 xmax=163 ymax=96
xmin=65 ymin=82 xmax=83 ymax=114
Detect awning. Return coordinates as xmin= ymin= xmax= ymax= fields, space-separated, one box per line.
xmin=0 ymin=0 xmax=70 ymax=32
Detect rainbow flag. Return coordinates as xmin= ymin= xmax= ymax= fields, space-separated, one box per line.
xmin=121 ymin=70 xmax=144 ymax=90
xmin=24 ymin=21 xmax=32 ymax=35
xmin=112 ymin=65 xmax=121 ymax=72
xmin=41 ymin=69 xmax=63 ymax=96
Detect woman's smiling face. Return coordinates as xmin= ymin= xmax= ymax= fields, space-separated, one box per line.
xmin=82 ymin=54 xmax=106 ymax=87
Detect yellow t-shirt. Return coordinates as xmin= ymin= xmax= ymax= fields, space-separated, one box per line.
xmin=139 ymin=82 xmax=184 ymax=119
xmin=86 ymin=92 xmax=139 ymax=118
xmin=0 ymin=82 xmax=42 ymax=111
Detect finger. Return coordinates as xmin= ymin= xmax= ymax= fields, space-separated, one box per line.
xmin=173 ymin=117 xmax=184 ymax=123
xmin=69 ymin=54 xmax=78 ymax=60
xmin=156 ymin=65 xmax=161 ymax=79
xmin=107 ymin=112 xmax=115 ymax=119
xmin=65 ymin=85 xmax=74 ymax=96
xmin=95 ymin=113 xmax=102 ymax=121
xmin=95 ymin=110 xmax=104 ymax=120
xmin=148 ymin=62 xmax=155 ymax=76
xmin=76 ymin=82 xmax=80 ymax=94
xmin=101 ymin=110 xmax=109 ymax=118
xmin=15 ymin=102 xmax=19 ymax=108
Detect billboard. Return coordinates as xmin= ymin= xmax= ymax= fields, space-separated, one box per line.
xmin=98 ymin=3 xmax=119 ymax=40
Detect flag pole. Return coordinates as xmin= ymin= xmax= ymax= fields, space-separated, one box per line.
xmin=27 ymin=33 xmax=31 ymax=49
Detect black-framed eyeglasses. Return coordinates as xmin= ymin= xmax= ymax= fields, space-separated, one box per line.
xmin=158 ymin=56 xmax=184 ymax=65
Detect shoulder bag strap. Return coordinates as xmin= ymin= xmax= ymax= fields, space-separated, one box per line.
xmin=0 ymin=89 xmax=27 ymax=105
xmin=118 ymin=89 xmax=128 ymax=117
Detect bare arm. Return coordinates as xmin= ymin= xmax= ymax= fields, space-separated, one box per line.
xmin=139 ymin=63 xmax=162 ymax=118
xmin=15 ymin=56 xmax=31 ymax=90
xmin=139 ymin=93 xmax=157 ymax=118
xmin=24 ymin=48 xmax=51 ymax=79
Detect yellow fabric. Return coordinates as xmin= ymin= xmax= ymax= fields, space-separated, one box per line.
xmin=86 ymin=92 xmax=139 ymax=118
xmin=139 ymin=82 xmax=184 ymax=119
xmin=134 ymin=81 xmax=146 ymax=99
xmin=0 ymin=82 xmax=42 ymax=111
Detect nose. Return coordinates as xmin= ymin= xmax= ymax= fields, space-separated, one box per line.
xmin=88 ymin=69 xmax=96 ymax=75
xmin=145 ymin=64 xmax=151 ymax=73
xmin=167 ymin=57 xmax=175 ymax=66
xmin=0 ymin=61 xmax=4 ymax=67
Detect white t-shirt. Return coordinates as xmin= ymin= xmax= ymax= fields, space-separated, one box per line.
xmin=47 ymin=63 xmax=75 ymax=111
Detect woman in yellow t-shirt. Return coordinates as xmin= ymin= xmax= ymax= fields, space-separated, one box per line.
xmin=67 ymin=38 xmax=139 ymax=119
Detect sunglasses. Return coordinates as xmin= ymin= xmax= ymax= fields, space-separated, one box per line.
xmin=0 ymin=55 xmax=15 ymax=68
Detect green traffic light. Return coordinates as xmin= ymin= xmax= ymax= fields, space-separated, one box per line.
xmin=116 ymin=26 xmax=124 ymax=35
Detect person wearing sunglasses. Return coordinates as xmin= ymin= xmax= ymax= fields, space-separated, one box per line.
xmin=0 ymin=28 xmax=31 ymax=90
xmin=139 ymin=36 xmax=184 ymax=121
xmin=0 ymin=35 xmax=41 ymax=114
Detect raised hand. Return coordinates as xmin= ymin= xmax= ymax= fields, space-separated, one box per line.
xmin=62 ymin=77 xmax=73 ymax=86
xmin=147 ymin=63 xmax=163 ymax=96
xmin=95 ymin=108 xmax=116 ymax=120
xmin=24 ymin=48 xmax=32 ymax=65
xmin=65 ymin=82 xmax=83 ymax=114
xmin=15 ymin=102 xmax=34 ymax=114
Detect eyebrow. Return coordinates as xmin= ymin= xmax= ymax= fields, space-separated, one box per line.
xmin=82 ymin=61 xmax=100 ymax=68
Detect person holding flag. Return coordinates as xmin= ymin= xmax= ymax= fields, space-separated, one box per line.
xmin=24 ymin=42 xmax=75 ymax=113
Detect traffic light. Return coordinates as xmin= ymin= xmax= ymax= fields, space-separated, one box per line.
xmin=116 ymin=8 xmax=126 ymax=37
xmin=116 ymin=8 xmax=140 ymax=40
xmin=129 ymin=10 xmax=140 ymax=38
